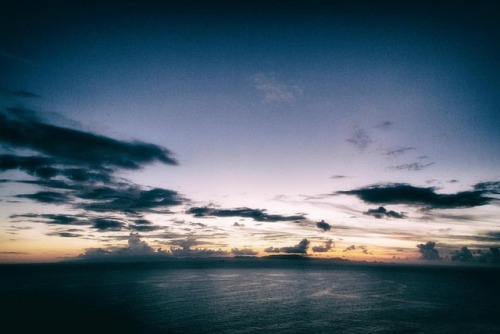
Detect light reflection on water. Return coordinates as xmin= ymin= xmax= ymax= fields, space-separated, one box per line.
xmin=1 ymin=263 xmax=499 ymax=333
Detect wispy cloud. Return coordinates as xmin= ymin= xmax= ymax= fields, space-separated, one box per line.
xmin=373 ymin=121 xmax=393 ymax=131
xmin=346 ymin=127 xmax=372 ymax=150
xmin=390 ymin=162 xmax=435 ymax=171
xmin=385 ymin=147 xmax=415 ymax=156
xmin=252 ymin=72 xmax=302 ymax=103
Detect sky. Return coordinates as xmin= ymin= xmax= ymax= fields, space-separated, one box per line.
xmin=1 ymin=0 xmax=499 ymax=264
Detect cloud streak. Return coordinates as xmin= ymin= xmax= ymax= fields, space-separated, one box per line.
xmin=337 ymin=183 xmax=497 ymax=209
xmin=187 ymin=207 xmax=305 ymax=222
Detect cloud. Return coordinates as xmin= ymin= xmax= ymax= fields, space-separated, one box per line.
xmin=78 ymin=186 xmax=183 ymax=214
xmin=265 ymin=238 xmax=310 ymax=254
xmin=385 ymin=147 xmax=415 ymax=156
xmin=231 ymin=248 xmax=258 ymax=256
xmin=417 ymin=241 xmax=440 ymax=260
xmin=47 ymin=232 xmax=83 ymax=238
xmin=363 ymin=206 xmax=406 ymax=219
xmin=450 ymin=247 xmax=474 ymax=262
xmin=331 ymin=175 xmax=349 ymax=179
xmin=252 ymin=73 xmax=302 ymax=103
xmin=475 ymin=247 xmax=500 ymax=264
xmin=337 ymin=183 xmax=496 ymax=209
xmin=0 ymin=107 xmax=177 ymax=169
xmin=316 ymin=220 xmax=331 ymax=231
xmin=474 ymin=181 xmax=500 ymax=194
xmin=187 ymin=207 xmax=305 ymax=222
xmin=374 ymin=121 xmax=393 ymax=130
xmin=168 ymin=238 xmax=229 ymax=257
xmin=343 ymin=245 xmax=356 ymax=252
xmin=312 ymin=239 xmax=334 ymax=253
xmin=15 ymin=191 xmax=70 ymax=204
xmin=10 ymin=213 xmax=87 ymax=225
xmin=78 ymin=233 xmax=168 ymax=261
xmin=0 ymin=107 xmax=186 ymax=220
xmin=93 ymin=218 xmax=125 ymax=231
xmin=391 ymin=162 xmax=435 ymax=171
xmin=346 ymin=127 xmax=372 ymax=150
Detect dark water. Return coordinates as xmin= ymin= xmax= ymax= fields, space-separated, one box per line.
xmin=1 ymin=259 xmax=499 ymax=333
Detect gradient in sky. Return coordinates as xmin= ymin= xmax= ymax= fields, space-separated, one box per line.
xmin=1 ymin=0 xmax=499 ymax=263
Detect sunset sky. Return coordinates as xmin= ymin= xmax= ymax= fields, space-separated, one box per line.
xmin=1 ymin=0 xmax=499 ymax=263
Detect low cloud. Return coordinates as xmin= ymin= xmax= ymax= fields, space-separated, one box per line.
xmin=343 ymin=245 xmax=356 ymax=252
xmin=265 ymin=238 xmax=310 ymax=254
xmin=231 ymin=248 xmax=258 ymax=256
xmin=312 ymin=240 xmax=334 ymax=253
xmin=316 ymin=220 xmax=331 ymax=231
xmin=79 ymin=233 xmax=165 ymax=261
xmin=450 ymin=247 xmax=473 ymax=262
xmin=337 ymin=183 xmax=496 ymax=209
xmin=417 ymin=241 xmax=440 ymax=260
xmin=187 ymin=207 xmax=305 ymax=222
xmin=363 ymin=206 xmax=406 ymax=219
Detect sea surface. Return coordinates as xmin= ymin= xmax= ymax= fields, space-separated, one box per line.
xmin=1 ymin=259 xmax=499 ymax=333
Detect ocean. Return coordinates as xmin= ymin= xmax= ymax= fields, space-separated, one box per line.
xmin=1 ymin=258 xmax=499 ymax=333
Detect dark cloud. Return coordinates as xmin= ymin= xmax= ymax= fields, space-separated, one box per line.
xmin=316 ymin=220 xmax=331 ymax=231
xmin=343 ymin=245 xmax=356 ymax=252
xmin=363 ymin=206 xmax=406 ymax=219
xmin=385 ymin=147 xmax=415 ymax=156
xmin=78 ymin=186 xmax=183 ymax=214
xmin=265 ymin=238 xmax=310 ymax=254
xmin=312 ymin=240 xmax=333 ymax=252
xmin=417 ymin=241 xmax=440 ymax=260
xmin=475 ymin=248 xmax=500 ymax=264
xmin=0 ymin=107 xmax=177 ymax=169
xmin=450 ymin=246 xmax=500 ymax=264
xmin=93 ymin=218 xmax=125 ymax=231
xmin=47 ymin=232 xmax=83 ymax=238
xmin=331 ymin=175 xmax=349 ymax=179
xmin=15 ymin=191 xmax=70 ymax=204
xmin=450 ymin=247 xmax=473 ymax=262
xmin=391 ymin=162 xmax=435 ymax=171
xmin=128 ymin=224 xmax=163 ymax=232
xmin=0 ymin=154 xmax=57 ymax=179
xmin=337 ymin=183 xmax=496 ymax=209
xmin=168 ymin=238 xmax=229 ymax=257
xmin=79 ymin=233 xmax=168 ymax=261
xmin=0 ymin=107 xmax=186 ymax=221
xmin=346 ymin=127 xmax=372 ymax=150
xmin=474 ymin=181 xmax=500 ymax=194
xmin=10 ymin=213 xmax=87 ymax=225
xmin=231 ymin=248 xmax=258 ymax=256
xmin=187 ymin=207 xmax=305 ymax=222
